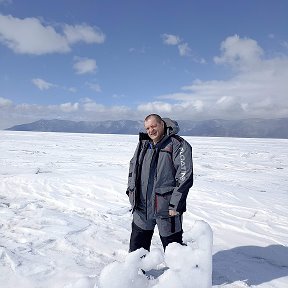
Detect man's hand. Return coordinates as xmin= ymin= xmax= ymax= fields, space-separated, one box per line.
xmin=169 ymin=209 xmax=179 ymax=217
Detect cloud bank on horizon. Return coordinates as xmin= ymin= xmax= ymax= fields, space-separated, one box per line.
xmin=0 ymin=1 xmax=288 ymax=129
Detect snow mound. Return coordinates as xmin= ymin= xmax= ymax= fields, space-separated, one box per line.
xmin=97 ymin=220 xmax=213 ymax=288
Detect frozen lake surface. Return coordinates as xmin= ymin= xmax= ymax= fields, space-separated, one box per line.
xmin=0 ymin=131 xmax=287 ymax=287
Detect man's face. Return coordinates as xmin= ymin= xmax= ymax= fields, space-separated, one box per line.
xmin=144 ymin=117 xmax=165 ymax=144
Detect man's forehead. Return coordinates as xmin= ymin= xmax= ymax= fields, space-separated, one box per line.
xmin=144 ymin=117 xmax=161 ymax=128
xmin=144 ymin=117 xmax=158 ymax=126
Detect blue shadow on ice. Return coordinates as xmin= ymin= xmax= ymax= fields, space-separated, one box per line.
xmin=212 ymin=245 xmax=288 ymax=286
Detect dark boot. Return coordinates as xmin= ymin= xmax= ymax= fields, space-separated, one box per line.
xmin=160 ymin=230 xmax=183 ymax=251
xmin=129 ymin=222 xmax=154 ymax=252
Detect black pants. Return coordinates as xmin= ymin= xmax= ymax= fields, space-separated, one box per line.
xmin=129 ymin=221 xmax=183 ymax=252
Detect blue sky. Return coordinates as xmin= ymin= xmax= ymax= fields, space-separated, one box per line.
xmin=0 ymin=0 xmax=288 ymax=129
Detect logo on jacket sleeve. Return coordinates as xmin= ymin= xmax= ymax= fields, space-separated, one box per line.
xmin=179 ymin=147 xmax=187 ymax=181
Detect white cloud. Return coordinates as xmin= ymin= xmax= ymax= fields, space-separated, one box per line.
xmin=0 ymin=97 xmax=12 ymax=107
xmin=67 ymin=87 xmax=77 ymax=93
xmin=162 ymin=34 xmax=181 ymax=46
xmin=80 ymin=101 xmax=132 ymax=119
xmin=32 ymin=78 xmax=56 ymax=90
xmin=86 ymin=82 xmax=101 ymax=92
xmin=82 ymin=101 xmax=105 ymax=112
xmin=0 ymin=14 xmax=105 ymax=55
xmin=63 ymin=24 xmax=105 ymax=44
xmin=193 ymin=100 xmax=204 ymax=112
xmin=110 ymin=105 xmax=131 ymax=114
xmin=1 ymin=35 xmax=287 ymax=128
xmin=137 ymin=101 xmax=203 ymax=120
xmin=162 ymin=33 xmax=203 ymax=62
xmin=0 ymin=14 xmax=70 ymax=54
xmin=157 ymin=35 xmax=288 ymax=120
xmin=137 ymin=101 xmax=173 ymax=113
xmin=214 ymin=34 xmax=263 ymax=70
xmin=282 ymin=41 xmax=288 ymax=49
xmin=73 ymin=57 xmax=97 ymax=74
xmin=60 ymin=102 xmax=79 ymax=112
xmin=112 ymin=94 xmax=125 ymax=99
xmin=178 ymin=43 xmax=191 ymax=57
xmin=0 ymin=0 xmax=12 ymax=5
xmin=32 ymin=79 xmax=77 ymax=93
xmin=128 ymin=46 xmax=147 ymax=54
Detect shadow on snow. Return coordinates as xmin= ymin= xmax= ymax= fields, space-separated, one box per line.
xmin=213 ymin=245 xmax=288 ymax=286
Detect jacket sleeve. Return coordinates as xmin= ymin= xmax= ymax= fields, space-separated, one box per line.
xmin=126 ymin=142 xmax=140 ymax=196
xmin=169 ymin=138 xmax=193 ymax=213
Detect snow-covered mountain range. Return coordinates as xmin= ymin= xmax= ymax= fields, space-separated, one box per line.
xmin=5 ymin=118 xmax=288 ymax=139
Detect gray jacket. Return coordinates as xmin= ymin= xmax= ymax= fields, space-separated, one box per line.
xmin=126 ymin=118 xmax=193 ymax=218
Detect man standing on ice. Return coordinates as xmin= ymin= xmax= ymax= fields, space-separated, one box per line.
xmin=126 ymin=114 xmax=193 ymax=252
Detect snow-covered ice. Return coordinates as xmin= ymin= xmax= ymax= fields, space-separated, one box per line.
xmin=0 ymin=130 xmax=287 ymax=288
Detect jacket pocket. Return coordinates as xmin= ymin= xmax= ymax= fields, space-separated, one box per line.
xmin=155 ymin=187 xmax=174 ymax=218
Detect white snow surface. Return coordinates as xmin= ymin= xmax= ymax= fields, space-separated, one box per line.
xmin=0 ymin=131 xmax=287 ymax=288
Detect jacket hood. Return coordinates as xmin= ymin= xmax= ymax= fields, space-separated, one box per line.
xmin=162 ymin=118 xmax=180 ymax=136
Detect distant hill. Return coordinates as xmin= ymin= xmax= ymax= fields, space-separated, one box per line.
xmin=5 ymin=118 xmax=288 ymax=139
xmin=5 ymin=119 xmax=143 ymax=135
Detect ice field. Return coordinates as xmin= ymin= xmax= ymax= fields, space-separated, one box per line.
xmin=0 ymin=131 xmax=287 ymax=287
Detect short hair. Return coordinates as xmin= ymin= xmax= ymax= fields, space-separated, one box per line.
xmin=144 ymin=114 xmax=163 ymax=124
